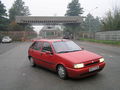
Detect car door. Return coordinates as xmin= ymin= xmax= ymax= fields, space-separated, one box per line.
xmin=40 ymin=42 xmax=55 ymax=69
xmin=30 ymin=41 xmax=43 ymax=65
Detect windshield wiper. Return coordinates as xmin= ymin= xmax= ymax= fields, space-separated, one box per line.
xmin=69 ymin=50 xmax=81 ymax=52
xmin=58 ymin=51 xmax=70 ymax=53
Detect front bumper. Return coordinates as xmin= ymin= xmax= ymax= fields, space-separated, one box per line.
xmin=2 ymin=40 xmax=12 ymax=43
xmin=66 ymin=62 xmax=105 ymax=78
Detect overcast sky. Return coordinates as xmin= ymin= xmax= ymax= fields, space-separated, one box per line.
xmin=1 ymin=0 xmax=120 ymax=32
xmin=1 ymin=0 xmax=120 ymax=17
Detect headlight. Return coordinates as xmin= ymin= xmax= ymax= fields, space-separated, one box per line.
xmin=99 ymin=58 xmax=104 ymax=63
xmin=74 ymin=63 xmax=84 ymax=69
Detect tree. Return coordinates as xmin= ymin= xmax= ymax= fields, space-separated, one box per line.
xmin=65 ymin=0 xmax=83 ymax=16
xmin=64 ymin=0 xmax=83 ymax=39
xmin=102 ymin=7 xmax=120 ymax=31
xmin=83 ymin=13 xmax=101 ymax=32
xmin=0 ymin=0 xmax=9 ymax=31
xmin=9 ymin=0 xmax=31 ymax=31
xmin=9 ymin=0 xmax=30 ymax=22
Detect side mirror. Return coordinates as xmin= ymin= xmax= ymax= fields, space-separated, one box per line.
xmin=81 ymin=47 xmax=84 ymax=50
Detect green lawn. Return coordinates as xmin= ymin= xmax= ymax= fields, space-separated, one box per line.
xmin=80 ymin=38 xmax=120 ymax=45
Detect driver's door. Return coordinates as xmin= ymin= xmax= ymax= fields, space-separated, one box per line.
xmin=40 ymin=42 xmax=55 ymax=69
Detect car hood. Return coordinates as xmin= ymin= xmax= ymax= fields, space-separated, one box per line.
xmin=57 ymin=50 xmax=102 ymax=64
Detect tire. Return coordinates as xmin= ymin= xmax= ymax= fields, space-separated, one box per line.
xmin=29 ymin=57 xmax=36 ymax=67
xmin=57 ymin=65 xmax=67 ymax=80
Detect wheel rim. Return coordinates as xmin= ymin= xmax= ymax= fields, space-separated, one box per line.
xmin=58 ymin=66 xmax=66 ymax=78
xmin=30 ymin=58 xmax=34 ymax=66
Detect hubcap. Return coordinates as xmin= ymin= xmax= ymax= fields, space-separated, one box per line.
xmin=58 ymin=66 xmax=65 ymax=78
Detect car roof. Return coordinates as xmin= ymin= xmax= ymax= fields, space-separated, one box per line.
xmin=33 ymin=39 xmax=69 ymax=43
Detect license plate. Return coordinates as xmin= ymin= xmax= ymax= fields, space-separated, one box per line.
xmin=89 ymin=66 xmax=99 ymax=72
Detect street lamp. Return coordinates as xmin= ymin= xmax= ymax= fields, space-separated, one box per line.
xmin=87 ymin=7 xmax=98 ymax=38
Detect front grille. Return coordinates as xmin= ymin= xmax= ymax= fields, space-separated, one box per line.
xmin=84 ymin=60 xmax=99 ymax=67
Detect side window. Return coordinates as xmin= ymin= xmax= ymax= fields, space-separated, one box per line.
xmin=42 ymin=42 xmax=52 ymax=52
xmin=31 ymin=41 xmax=42 ymax=50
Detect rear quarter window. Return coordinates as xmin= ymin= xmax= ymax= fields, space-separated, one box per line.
xmin=30 ymin=41 xmax=42 ymax=50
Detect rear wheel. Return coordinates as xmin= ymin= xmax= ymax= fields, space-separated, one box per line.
xmin=57 ymin=65 xmax=67 ymax=80
xmin=29 ymin=57 xmax=36 ymax=67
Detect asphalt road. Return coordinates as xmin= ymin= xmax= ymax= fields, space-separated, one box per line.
xmin=0 ymin=42 xmax=19 ymax=55
xmin=0 ymin=41 xmax=120 ymax=90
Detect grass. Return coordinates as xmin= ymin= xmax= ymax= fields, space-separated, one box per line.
xmin=80 ymin=38 xmax=120 ymax=45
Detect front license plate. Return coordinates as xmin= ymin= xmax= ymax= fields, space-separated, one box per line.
xmin=89 ymin=66 xmax=99 ymax=72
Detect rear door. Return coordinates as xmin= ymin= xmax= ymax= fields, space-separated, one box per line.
xmin=30 ymin=41 xmax=43 ymax=65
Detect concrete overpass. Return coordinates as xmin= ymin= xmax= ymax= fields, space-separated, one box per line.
xmin=16 ymin=16 xmax=83 ymax=25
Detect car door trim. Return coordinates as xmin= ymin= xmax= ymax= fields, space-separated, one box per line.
xmin=33 ymin=57 xmax=55 ymax=65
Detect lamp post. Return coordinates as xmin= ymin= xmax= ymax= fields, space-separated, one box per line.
xmin=87 ymin=7 xmax=98 ymax=38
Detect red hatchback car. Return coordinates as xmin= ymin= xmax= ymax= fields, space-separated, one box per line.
xmin=28 ymin=39 xmax=105 ymax=79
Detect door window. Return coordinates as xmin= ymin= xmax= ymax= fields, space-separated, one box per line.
xmin=42 ymin=42 xmax=52 ymax=52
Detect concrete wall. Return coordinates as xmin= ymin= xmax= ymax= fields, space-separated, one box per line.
xmin=95 ymin=31 xmax=120 ymax=41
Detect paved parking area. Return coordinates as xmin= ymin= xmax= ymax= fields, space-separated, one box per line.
xmin=0 ymin=41 xmax=120 ymax=90
xmin=0 ymin=42 xmax=20 ymax=55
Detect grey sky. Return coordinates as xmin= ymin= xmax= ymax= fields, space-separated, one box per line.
xmin=1 ymin=0 xmax=120 ymax=32
xmin=1 ymin=0 xmax=120 ymax=17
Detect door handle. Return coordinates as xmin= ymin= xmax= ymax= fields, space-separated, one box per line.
xmin=40 ymin=53 xmax=43 ymax=56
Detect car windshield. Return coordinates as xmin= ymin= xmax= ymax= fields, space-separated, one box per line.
xmin=3 ymin=36 xmax=10 ymax=39
xmin=52 ymin=41 xmax=82 ymax=53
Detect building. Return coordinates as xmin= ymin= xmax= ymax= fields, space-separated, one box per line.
xmin=40 ymin=25 xmax=63 ymax=39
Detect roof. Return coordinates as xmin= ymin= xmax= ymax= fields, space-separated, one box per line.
xmin=32 ymin=39 xmax=69 ymax=43
xmin=16 ymin=16 xmax=83 ymax=25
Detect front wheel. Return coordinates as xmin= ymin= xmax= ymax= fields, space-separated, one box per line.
xmin=29 ymin=57 xmax=36 ymax=67
xmin=57 ymin=65 xmax=67 ymax=80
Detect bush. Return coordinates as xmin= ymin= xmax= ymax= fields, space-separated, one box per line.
xmin=102 ymin=7 xmax=120 ymax=31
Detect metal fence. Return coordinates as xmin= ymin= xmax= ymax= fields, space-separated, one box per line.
xmin=0 ymin=31 xmax=37 ymax=41
xmin=1 ymin=30 xmax=119 ymax=41
xmin=95 ymin=31 xmax=120 ymax=41
xmin=77 ymin=30 xmax=120 ymax=41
